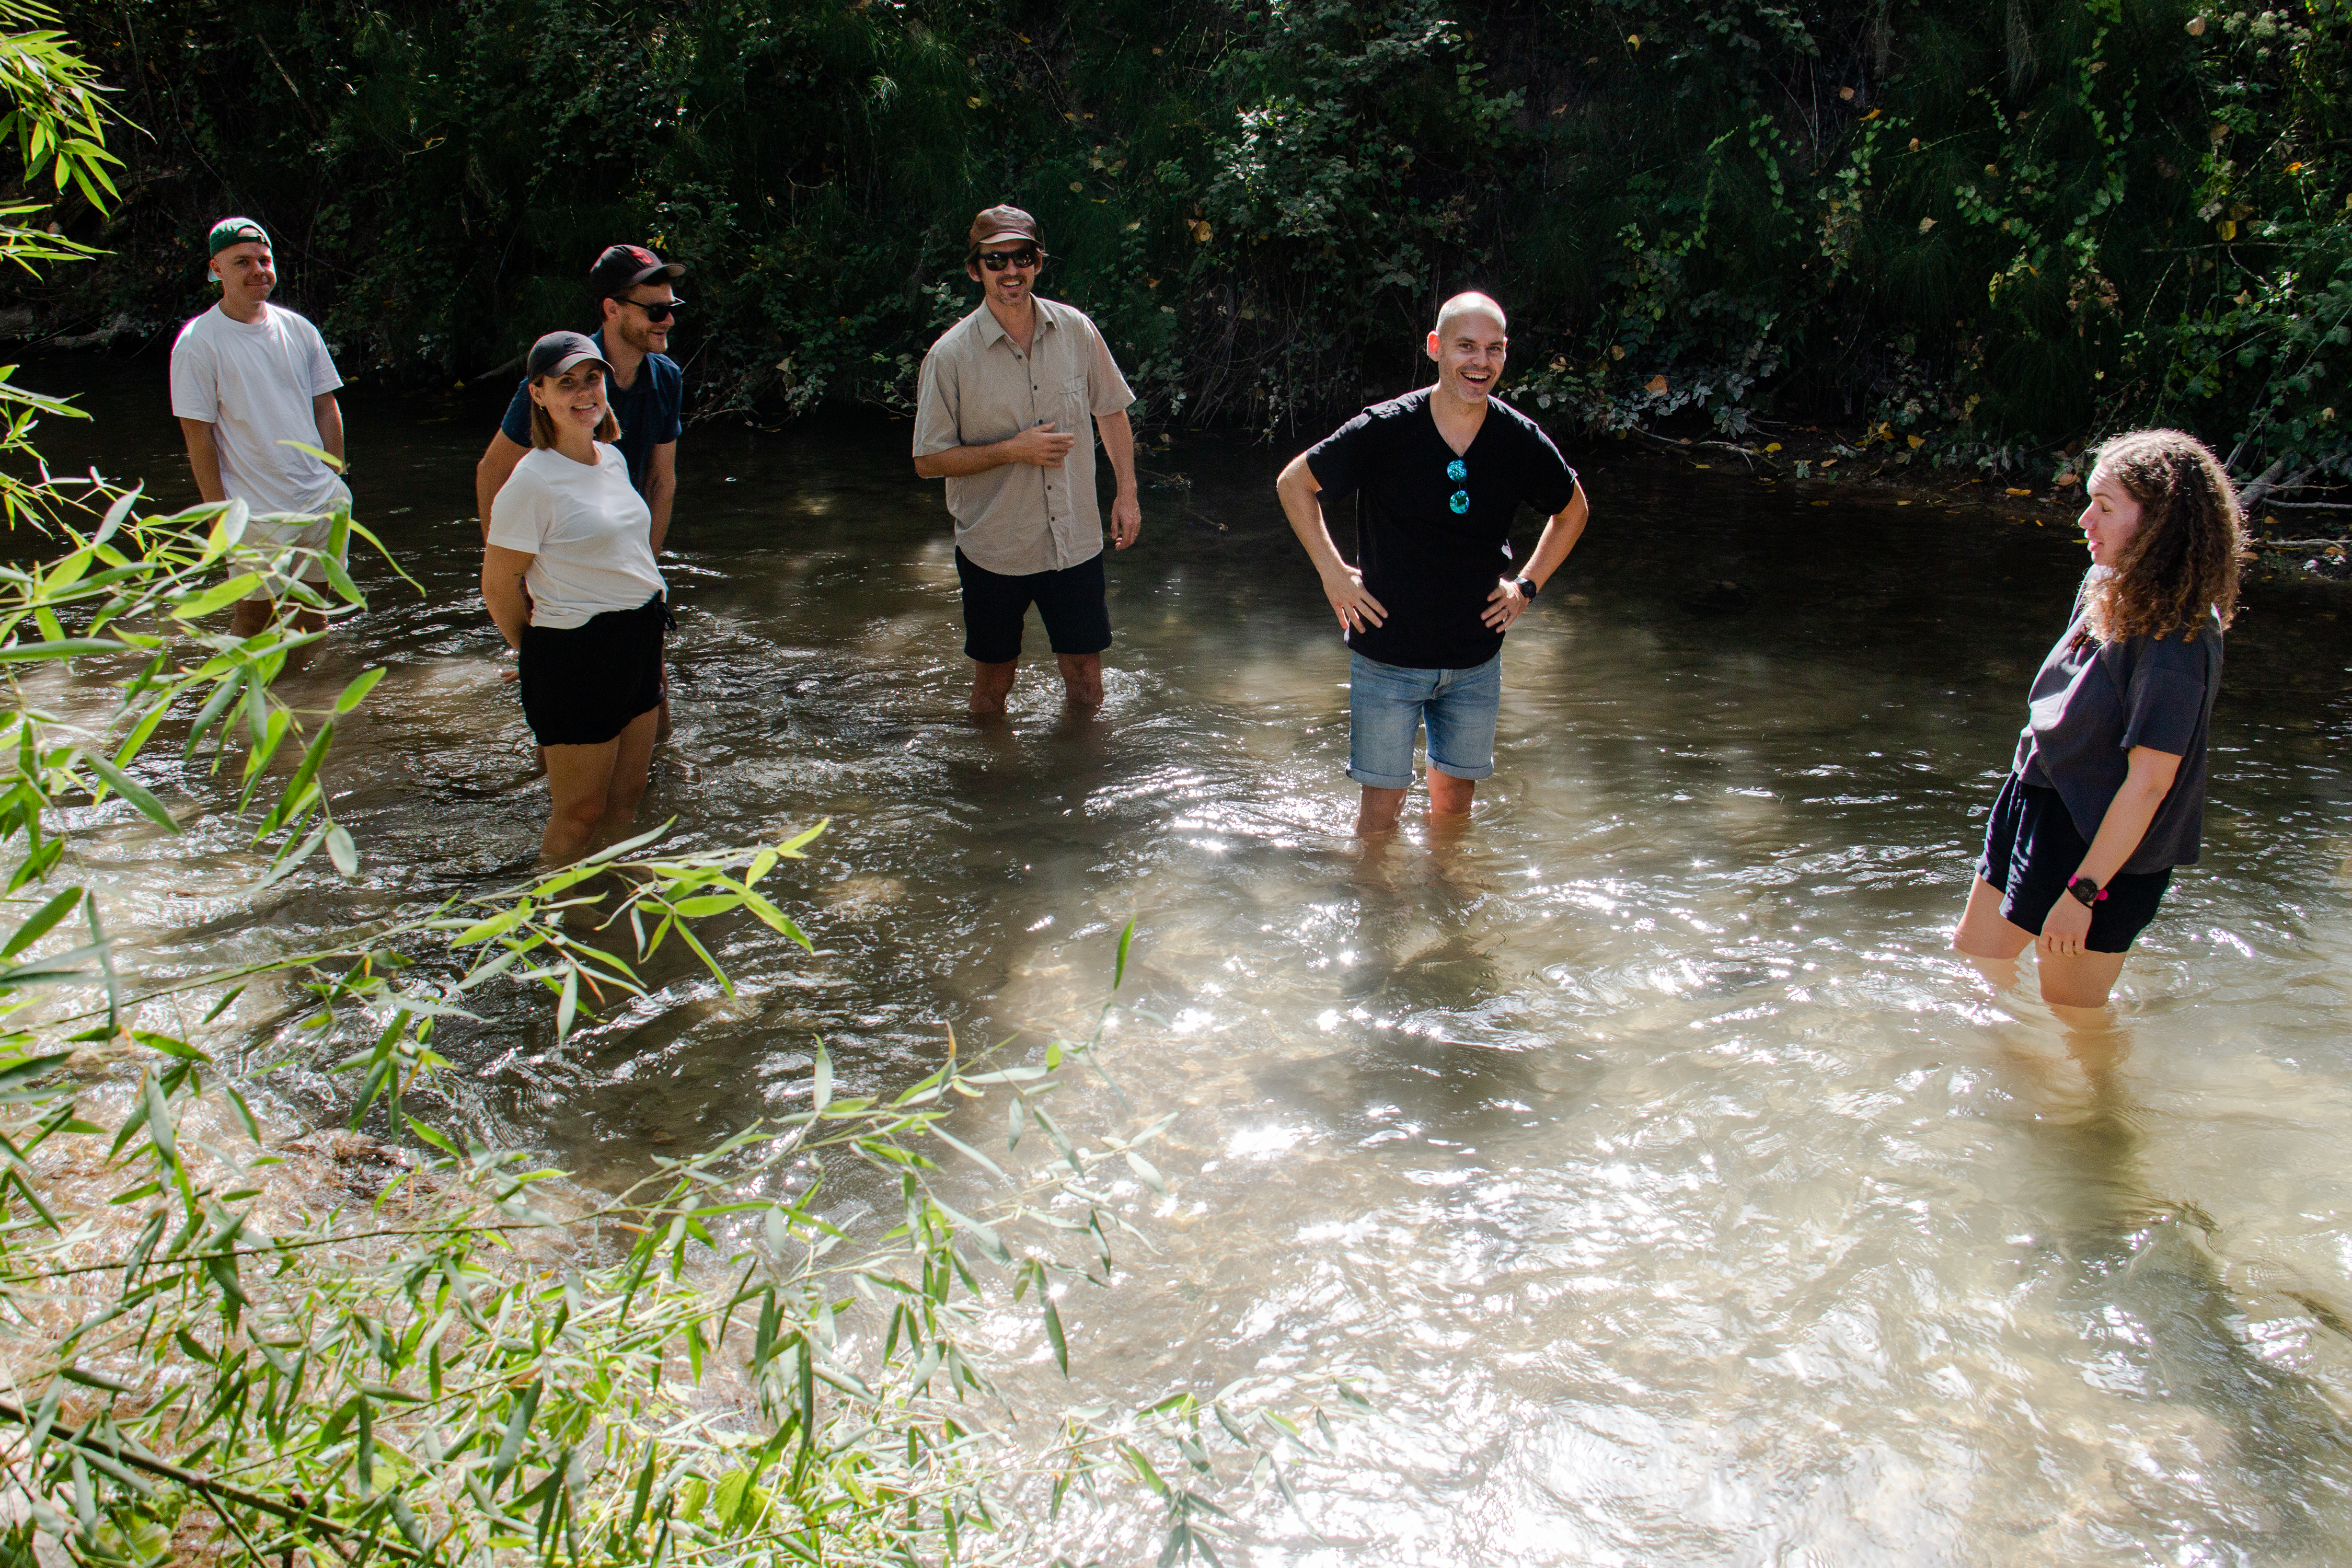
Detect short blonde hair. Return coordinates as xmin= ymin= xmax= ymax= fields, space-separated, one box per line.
xmin=528 ymin=379 xmax=621 ymax=449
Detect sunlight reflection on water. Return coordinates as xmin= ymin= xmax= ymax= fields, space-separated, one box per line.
xmin=21 ymin=360 xmax=2352 ymax=1564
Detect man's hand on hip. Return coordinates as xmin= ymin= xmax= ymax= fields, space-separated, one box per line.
xmin=1110 ymin=492 xmax=1142 ymax=549
xmin=1481 ymin=577 xmax=1532 ymax=630
xmin=1320 ymin=566 xmax=1387 ymax=634
xmin=1005 ymin=421 xmax=1078 ymax=468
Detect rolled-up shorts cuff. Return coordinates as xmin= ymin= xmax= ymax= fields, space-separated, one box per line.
xmin=1347 ymin=649 xmax=1500 ymax=787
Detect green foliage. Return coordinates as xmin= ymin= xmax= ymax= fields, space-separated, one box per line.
xmin=0 ymin=0 xmax=116 ymax=531
xmin=0 ymin=916 xmax=1325 ymax=1565
xmin=0 ymin=22 xmax=1339 ymax=1566
xmin=22 ymin=1 xmax=2351 ymax=486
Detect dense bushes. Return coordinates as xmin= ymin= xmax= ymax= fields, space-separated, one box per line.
xmin=21 ymin=0 xmax=2352 ymax=486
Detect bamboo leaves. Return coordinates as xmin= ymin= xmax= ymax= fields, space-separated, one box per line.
xmin=0 ymin=393 xmax=1332 ymax=1568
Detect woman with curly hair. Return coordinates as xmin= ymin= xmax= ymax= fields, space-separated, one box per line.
xmin=1953 ymin=428 xmax=2246 ymax=1009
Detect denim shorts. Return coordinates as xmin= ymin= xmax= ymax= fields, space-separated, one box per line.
xmin=1347 ymin=650 xmax=1501 ymax=789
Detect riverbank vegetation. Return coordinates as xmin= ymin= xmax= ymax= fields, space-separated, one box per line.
xmin=11 ymin=0 xmax=2351 ymax=511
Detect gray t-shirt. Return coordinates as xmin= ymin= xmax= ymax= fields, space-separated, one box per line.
xmin=2011 ymin=580 xmax=2223 ymax=874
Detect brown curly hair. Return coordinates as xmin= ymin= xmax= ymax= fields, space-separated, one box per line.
xmin=2078 ymin=428 xmax=2247 ymax=645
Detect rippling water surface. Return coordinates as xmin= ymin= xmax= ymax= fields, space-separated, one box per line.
xmin=26 ymin=356 xmax=2352 ymax=1563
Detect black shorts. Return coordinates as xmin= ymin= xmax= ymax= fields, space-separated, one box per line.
xmin=519 ymin=594 xmax=666 ymax=747
xmin=954 ymin=547 xmax=1110 ymax=664
xmin=1977 ymin=773 xmax=2172 ymax=953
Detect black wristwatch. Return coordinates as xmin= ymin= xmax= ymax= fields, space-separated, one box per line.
xmin=1512 ymin=574 xmax=1539 ymax=601
xmin=2064 ymin=875 xmax=2106 ymax=909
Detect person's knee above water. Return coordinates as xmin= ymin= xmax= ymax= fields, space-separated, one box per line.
xmin=169 ymin=216 xmax=352 ymax=642
xmin=1275 ymin=291 xmax=1592 ymax=836
xmin=910 ymin=204 xmax=1143 ymax=717
xmin=479 ymin=332 xmax=671 ymax=866
xmin=474 ymin=245 xmax=688 ymax=740
xmin=1951 ymin=427 xmax=2245 ymax=1011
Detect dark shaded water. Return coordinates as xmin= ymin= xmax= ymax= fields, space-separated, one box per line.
xmin=19 ymin=353 xmax=2352 ymax=1563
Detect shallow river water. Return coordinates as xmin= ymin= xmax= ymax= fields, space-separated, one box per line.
xmin=22 ymin=356 xmax=2352 ymax=1564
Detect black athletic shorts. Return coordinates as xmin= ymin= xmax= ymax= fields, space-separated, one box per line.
xmin=954 ymin=547 xmax=1111 ymax=664
xmin=1977 ymin=773 xmax=2172 ymax=953
xmin=519 ymin=593 xmax=667 ymax=747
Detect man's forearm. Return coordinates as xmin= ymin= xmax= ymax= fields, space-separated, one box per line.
xmin=1521 ymin=488 xmax=1590 ymax=588
xmin=179 ymin=420 xmax=227 ymax=505
xmin=1276 ymin=464 xmax=1349 ymax=578
xmin=1096 ymin=409 xmax=1137 ymax=498
xmin=915 ymin=438 xmax=1022 ymax=479
xmin=314 ymin=396 xmax=346 ymax=468
xmin=647 ymin=477 xmax=676 ymax=555
xmin=475 ymin=435 xmax=529 ymax=543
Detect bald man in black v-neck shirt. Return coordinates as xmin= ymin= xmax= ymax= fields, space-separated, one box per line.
xmin=1277 ymin=292 xmax=1591 ymax=836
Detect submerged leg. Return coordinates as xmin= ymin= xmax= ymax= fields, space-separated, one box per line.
xmin=969 ymin=659 xmax=1018 ymax=717
xmin=1355 ymin=785 xmax=1408 ymax=836
xmin=1953 ymin=875 xmax=2032 ymax=991
xmin=540 ymin=738 xmax=623 ymax=864
xmin=1054 ymin=652 xmax=1103 ymax=708
xmin=1427 ymin=771 xmax=1475 ymax=818
xmin=2036 ymin=950 xmax=2130 ymax=1011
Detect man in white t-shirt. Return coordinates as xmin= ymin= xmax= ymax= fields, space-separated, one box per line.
xmin=170 ymin=216 xmax=352 ymax=639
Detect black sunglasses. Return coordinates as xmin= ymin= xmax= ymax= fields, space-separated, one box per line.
xmin=976 ymin=247 xmax=1041 ymax=271
xmin=615 ymin=295 xmax=683 ymax=322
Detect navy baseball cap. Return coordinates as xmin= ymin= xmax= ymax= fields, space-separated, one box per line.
xmin=588 ymin=244 xmax=686 ymax=297
xmin=526 ymin=330 xmax=610 ymax=381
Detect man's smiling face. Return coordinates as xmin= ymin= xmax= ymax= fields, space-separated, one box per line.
xmin=1428 ymin=313 xmax=1508 ymax=405
xmin=969 ymin=240 xmax=1041 ymax=314
xmin=606 ymin=282 xmax=678 ymax=356
xmin=211 ymin=241 xmax=275 ymax=310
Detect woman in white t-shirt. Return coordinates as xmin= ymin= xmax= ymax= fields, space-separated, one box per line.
xmin=482 ymin=331 xmax=668 ymax=862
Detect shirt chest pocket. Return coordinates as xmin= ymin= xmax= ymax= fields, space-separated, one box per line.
xmin=1060 ymin=373 xmax=1090 ymax=423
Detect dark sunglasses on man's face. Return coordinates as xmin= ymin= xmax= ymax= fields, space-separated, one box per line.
xmin=617 ymin=296 xmax=683 ymax=322
xmin=977 ymin=248 xmax=1040 ymax=272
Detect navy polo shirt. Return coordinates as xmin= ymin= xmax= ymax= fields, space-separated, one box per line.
xmin=501 ymin=330 xmax=683 ymax=496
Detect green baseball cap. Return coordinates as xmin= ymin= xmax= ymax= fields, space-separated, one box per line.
xmin=207 ymin=216 xmax=269 ymax=256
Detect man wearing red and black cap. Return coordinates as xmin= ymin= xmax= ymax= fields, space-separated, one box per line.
xmin=476 ymin=244 xmax=687 ymax=734
xmin=913 ymin=204 xmax=1142 ymax=715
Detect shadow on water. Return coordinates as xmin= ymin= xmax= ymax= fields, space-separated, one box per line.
xmin=14 ymin=352 xmax=2352 ymax=1563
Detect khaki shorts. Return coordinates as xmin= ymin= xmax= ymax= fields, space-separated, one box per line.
xmin=239 ymin=510 xmax=346 ymax=600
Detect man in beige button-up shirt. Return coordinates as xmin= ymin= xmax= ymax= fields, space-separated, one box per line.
xmin=913 ymin=204 xmax=1141 ymax=715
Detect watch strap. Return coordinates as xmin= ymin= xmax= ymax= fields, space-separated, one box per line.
xmin=2064 ymin=875 xmax=2108 ymax=908
xmin=1513 ymin=575 xmax=1538 ymax=600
